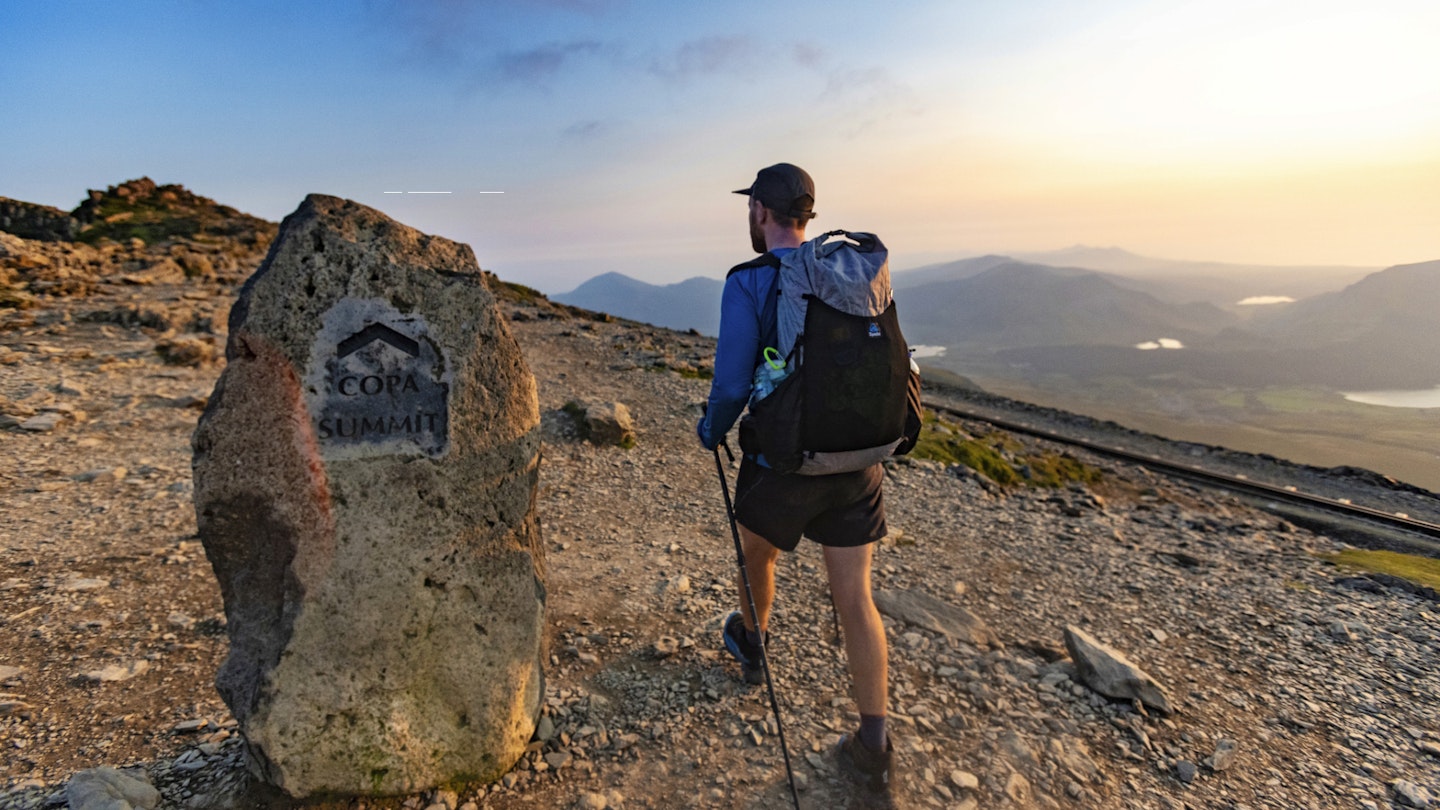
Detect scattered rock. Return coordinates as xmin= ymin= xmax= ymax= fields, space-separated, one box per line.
xmin=573 ymin=792 xmax=608 ymax=810
xmin=872 ymin=587 xmax=996 ymax=648
xmin=1207 ymin=738 xmax=1238 ymax=771
xmin=19 ymin=411 xmax=64 ymax=432
xmin=56 ymin=577 xmax=109 ymax=592
xmin=950 ymin=769 xmax=979 ymax=790
xmin=155 ymin=334 xmax=217 ymax=366
xmin=65 ymin=767 xmax=160 ymax=810
xmin=1003 ymin=770 xmax=1032 ymax=804
xmin=1051 ymin=737 xmax=1103 ymax=784
xmin=79 ymin=660 xmax=150 ymax=683
xmin=1063 ymin=625 xmax=1173 ymax=714
xmin=73 ymin=466 xmax=127 ymax=484
xmin=1393 ymin=780 xmax=1435 ymax=808
xmin=1176 ymin=759 xmax=1198 ymax=784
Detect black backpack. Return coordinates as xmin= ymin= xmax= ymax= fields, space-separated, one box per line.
xmin=739 ymin=231 xmax=921 ymax=475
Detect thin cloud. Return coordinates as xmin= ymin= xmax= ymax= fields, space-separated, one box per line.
xmin=498 ymin=41 xmax=605 ymax=84
xmin=792 ymin=42 xmax=828 ymax=69
xmin=562 ymin=119 xmax=606 ymax=139
xmin=370 ymin=0 xmax=617 ymax=78
xmin=648 ymin=36 xmax=752 ymax=80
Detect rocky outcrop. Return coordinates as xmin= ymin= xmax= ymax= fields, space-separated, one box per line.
xmin=191 ymin=194 xmax=545 ymax=797
xmin=0 ymin=197 xmax=78 ymax=242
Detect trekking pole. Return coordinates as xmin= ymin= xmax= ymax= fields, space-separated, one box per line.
xmin=713 ymin=438 xmax=803 ymax=810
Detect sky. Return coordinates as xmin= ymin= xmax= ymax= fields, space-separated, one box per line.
xmin=3 ymin=0 xmax=1438 ymax=292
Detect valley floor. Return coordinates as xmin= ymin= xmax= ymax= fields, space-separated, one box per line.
xmin=959 ymin=369 xmax=1440 ymax=496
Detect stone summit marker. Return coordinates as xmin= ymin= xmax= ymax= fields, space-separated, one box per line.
xmin=192 ymin=195 xmax=544 ymax=797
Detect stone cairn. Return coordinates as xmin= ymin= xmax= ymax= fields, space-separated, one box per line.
xmin=191 ymin=195 xmax=545 ymax=798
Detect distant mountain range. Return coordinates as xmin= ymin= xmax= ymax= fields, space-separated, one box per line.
xmin=905 ymin=247 xmax=1377 ymax=310
xmin=553 ymin=272 xmax=723 ymax=335
xmin=993 ymin=259 xmax=1440 ymax=389
xmin=898 ymin=262 xmax=1232 ymax=349
xmin=552 ymin=249 xmax=1438 ymax=390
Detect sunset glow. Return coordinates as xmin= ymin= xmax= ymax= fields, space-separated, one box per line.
xmin=2 ymin=0 xmax=1436 ymax=290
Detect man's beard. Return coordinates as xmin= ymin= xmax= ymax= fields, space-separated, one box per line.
xmin=748 ymin=207 xmax=766 ymax=253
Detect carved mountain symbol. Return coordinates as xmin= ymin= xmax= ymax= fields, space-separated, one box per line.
xmin=337 ymin=323 xmax=420 ymax=359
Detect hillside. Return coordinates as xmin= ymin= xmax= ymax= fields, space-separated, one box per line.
xmin=983 ymin=260 xmax=1440 ymax=390
xmin=1253 ymin=259 xmax=1440 ymax=347
xmin=891 ymin=254 xmax=1017 ymax=289
xmin=1011 ymin=246 xmax=1376 ymax=307
xmin=899 ymin=263 xmax=1234 ymax=349
xmin=554 ymin=272 xmax=724 ymax=335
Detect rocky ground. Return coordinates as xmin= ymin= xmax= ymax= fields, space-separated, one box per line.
xmin=2 ymin=226 xmax=1440 ymax=810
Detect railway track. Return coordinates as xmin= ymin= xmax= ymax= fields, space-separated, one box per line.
xmin=924 ymin=399 xmax=1440 ymax=551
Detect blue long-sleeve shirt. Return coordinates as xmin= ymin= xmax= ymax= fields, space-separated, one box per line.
xmin=697 ymin=249 xmax=790 ymax=450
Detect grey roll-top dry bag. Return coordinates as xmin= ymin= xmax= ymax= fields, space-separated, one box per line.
xmin=740 ymin=230 xmax=921 ymax=475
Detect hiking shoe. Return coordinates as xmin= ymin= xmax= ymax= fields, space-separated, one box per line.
xmin=722 ymin=611 xmax=765 ymax=685
xmin=836 ymin=731 xmax=900 ymax=805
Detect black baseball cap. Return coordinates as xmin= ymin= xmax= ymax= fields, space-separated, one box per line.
xmin=733 ymin=163 xmax=816 ymax=220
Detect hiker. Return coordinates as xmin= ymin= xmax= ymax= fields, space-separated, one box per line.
xmin=696 ymin=163 xmax=903 ymax=800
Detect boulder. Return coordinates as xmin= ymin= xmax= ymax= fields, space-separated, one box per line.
xmin=192 ymin=195 xmax=544 ymax=797
xmin=1063 ymin=625 xmax=1173 ymax=714
xmin=873 ymin=588 xmax=996 ymax=648
xmin=567 ymin=400 xmax=636 ymax=448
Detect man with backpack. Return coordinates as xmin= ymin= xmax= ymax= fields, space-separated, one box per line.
xmin=696 ymin=163 xmax=914 ymax=803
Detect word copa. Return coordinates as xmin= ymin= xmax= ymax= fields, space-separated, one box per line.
xmin=335 ymin=373 xmax=420 ymax=397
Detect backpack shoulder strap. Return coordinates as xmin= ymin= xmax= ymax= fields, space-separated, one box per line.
xmin=726 ymin=252 xmax=783 ymax=278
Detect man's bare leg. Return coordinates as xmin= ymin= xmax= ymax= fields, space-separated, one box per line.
xmin=822 ymin=543 xmax=887 ymax=718
xmin=735 ymin=524 xmax=780 ymax=634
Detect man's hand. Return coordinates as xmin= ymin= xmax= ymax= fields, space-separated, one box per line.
xmin=696 ymin=403 xmax=714 ymax=450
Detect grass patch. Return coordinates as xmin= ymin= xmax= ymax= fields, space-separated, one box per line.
xmin=492 ymin=279 xmax=548 ymax=305
xmin=1318 ymin=549 xmax=1440 ymax=591
xmin=1024 ymin=451 xmax=1104 ymax=487
xmin=561 ymin=400 xmax=588 ymax=428
xmin=913 ymin=432 xmax=1021 ymax=485
xmin=909 ymin=411 xmax=1100 ymax=487
xmin=671 ymin=364 xmax=712 ymax=380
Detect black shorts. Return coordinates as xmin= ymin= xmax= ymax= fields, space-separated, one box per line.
xmin=732 ymin=457 xmax=887 ymax=552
